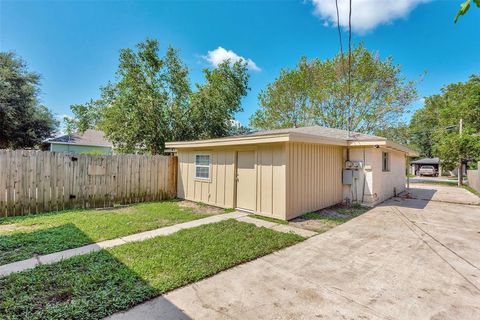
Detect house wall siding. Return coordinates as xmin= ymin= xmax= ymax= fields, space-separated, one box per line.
xmin=255 ymin=145 xmax=287 ymax=219
xmin=344 ymin=147 xmax=406 ymax=205
xmin=177 ymin=149 xmax=236 ymax=208
xmin=373 ymin=148 xmax=406 ymax=203
xmin=343 ymin=148 xmax=374 ymax=204
xmin=176 ymin=144 xmax=287 ymax=218
xmin=285 ymin=142 xmax=344 ymax=220
xmin=177 ymin=142 xmax=406 ymax=220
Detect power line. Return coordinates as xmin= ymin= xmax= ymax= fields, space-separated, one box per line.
xmin=335 ymin=0 xmax=343 ymax=57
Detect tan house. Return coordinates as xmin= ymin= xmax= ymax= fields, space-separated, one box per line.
xmin=165 ymin=126 xmax=417 ymax=220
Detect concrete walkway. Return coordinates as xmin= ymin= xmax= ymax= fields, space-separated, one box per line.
xmin=0 ymin=212 xmax=315 ymax=277
xmin=108 ymin=184 xmax=480 ymax=320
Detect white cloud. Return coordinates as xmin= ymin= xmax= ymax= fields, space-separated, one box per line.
xmin=311 ymin=0 xmax=429 ymax=33
xmin=203 ymin=47 xmax=261 ymax=71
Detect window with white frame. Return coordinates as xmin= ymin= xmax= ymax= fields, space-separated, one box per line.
xmin=195 ymin=154 xmax=211 ymax=180
xmin=382 ymin=152 xmax=390 ymax=172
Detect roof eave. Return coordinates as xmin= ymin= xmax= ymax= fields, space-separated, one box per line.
xmin=165 ymin=131 xmax=352 ymax=149
xmin=165 ymin=132 xmax=417 ymax=156
xmin=348 ymin=140 xmax=418 ymax=157
xmin=289 ymin=132 xmax=347 ymax=146
xmin=46 ymin=141 xmax=113 ymax=148
xmin=165 ymin=133 xmax=291 ymax=148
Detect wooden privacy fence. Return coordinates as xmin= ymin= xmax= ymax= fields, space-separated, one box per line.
xmin=0 ymin=150 xmax=177 ymax=217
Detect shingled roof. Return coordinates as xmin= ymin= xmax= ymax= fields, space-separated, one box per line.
xmin=165 ymin=125 xmax=418 ymax=156
xmin=243 ymin=126 xmax=385 ymax=142
xmin=45 ymin=129 xmax=113 ymax=147
xmin=410 ymin=157 xmax=440 ymax=165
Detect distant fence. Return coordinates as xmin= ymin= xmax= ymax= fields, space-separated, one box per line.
xmin=467 ymin=162 xmax=480 ymax=194
xmin=0 ymin=150 xmax=177 ymax=217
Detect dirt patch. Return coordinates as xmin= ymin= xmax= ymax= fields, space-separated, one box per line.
xmin=289 ymin=218 xmax=338 ymax=233
xmin=288 ymin=205 xmax=370 ymax=233
xmin=177 ymin=200 xmax=226 ymax=215
xmin=317 ymin=209 xmax=350 ymax=219
xmin=0 ymin=224 xmax=40 ymax=233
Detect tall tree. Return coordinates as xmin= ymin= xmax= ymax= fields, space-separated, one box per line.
xmin=375 ymin=123 xmax=411 ymax=146
xmin=250 ymin=44 xmax=417 ymax=133
xmin=431 ymin=75 xmax=480 ymax=171
xmin=433 ymin=129 xmax=480 ymax=172
xmin=70 ymin=39 xmax=249 ymax=154
xmin=98 ymin=40 xmax=189 ymax=154
xmin=0 ymin=52 xmax=58 ymax=149
xmin=409 ymin=95 xmax=442 ymax=157
xmin=190 ymin=60 xmax=249 ymax=139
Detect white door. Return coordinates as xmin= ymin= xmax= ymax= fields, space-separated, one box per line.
xmin=236 ymin=151 xmax=256 ymax=211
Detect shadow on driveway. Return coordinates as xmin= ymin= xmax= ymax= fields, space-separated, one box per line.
xmin=387 ymin=187 xmax=438 ymax=209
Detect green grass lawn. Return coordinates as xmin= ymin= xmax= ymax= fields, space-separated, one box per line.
xmin=301 ymin=204 xmax=368 ymax=224
xmin=0 ymin=201 xmax=217 ymax=265
xmin=0 ymin=219 xmax=303 ymax=320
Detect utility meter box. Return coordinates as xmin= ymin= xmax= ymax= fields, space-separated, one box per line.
xmin=343 ymin=169 xmax=353 ymax=185
xmin=352 ymin=170 xmax=360 ymax=179
xmin=352 ymin=161 xmax=363 ymax=169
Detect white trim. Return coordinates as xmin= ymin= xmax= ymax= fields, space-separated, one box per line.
xmin=166 ymin=134 xmax=290 ymax=148
xmin=194 ymin=153 xmax=212 ymax=182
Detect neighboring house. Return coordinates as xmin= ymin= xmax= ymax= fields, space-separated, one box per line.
xmin=410 ymin=157 xmax=441 ymax=176
xmin=42 ymin=129 xmax=113 ymax=155
xmin=166 ymin=125 xmax=418 ymax=221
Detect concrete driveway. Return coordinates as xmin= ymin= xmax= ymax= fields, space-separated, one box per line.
xmin=409 ymin=176 xmax=461 ymax=184
xmin=109 ymin=184 xmax=480 ymax=320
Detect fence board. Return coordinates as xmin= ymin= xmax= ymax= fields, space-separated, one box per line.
xmin=0 ymin=150 xmax=177 ymax=217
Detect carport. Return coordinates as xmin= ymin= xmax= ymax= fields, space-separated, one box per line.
xmin=411 ymin=157 xmax=441 ymax=176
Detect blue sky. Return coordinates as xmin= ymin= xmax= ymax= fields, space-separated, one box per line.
xmin=1 ymin=0 xmax=479 ymax=128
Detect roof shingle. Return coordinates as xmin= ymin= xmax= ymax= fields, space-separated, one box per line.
xmin=243 ymin=125 xmax=385 ymax=142
xmin=46 ymin=129 xmax=113 ymax=147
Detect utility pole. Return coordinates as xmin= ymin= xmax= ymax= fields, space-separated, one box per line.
xmin=458 ymin=118 xmax=463 ymax=186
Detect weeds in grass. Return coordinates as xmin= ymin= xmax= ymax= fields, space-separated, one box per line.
xmin=0 ymin=201 xmax=216 ymax=265
xmin=0 ymin=220 xmax=303 ymax=320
